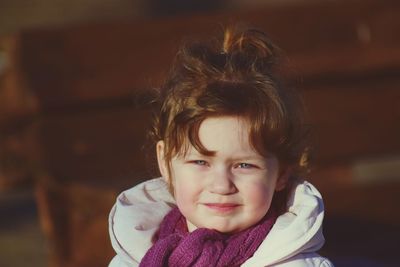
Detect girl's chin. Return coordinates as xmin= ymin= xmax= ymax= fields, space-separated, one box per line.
xmin=187 ymin=220 xmax=244 ymax=234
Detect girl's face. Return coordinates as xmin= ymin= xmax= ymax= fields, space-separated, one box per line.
xmin=157 ymin=116 xmax=287 ymax=233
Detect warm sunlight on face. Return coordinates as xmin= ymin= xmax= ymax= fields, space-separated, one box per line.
xmin=158 ymin=116 xmax=283 ymax=233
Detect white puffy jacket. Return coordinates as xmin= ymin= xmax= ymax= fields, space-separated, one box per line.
xmin=109 ymin=178 xmax=334 ymax=267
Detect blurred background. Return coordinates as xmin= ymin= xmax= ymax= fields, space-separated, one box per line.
xmin=0 ymin=0 xmax=399 ymax=266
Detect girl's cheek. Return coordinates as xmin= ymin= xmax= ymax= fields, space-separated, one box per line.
xmin=174 ymin=188 xmax=194 ymax=215
xmin=246 ymin=182 xmax=274 ymax=209
xmin=173 ymin=178 xmax=195 ymax=205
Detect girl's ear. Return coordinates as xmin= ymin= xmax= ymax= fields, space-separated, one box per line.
xmin=275 ymin=167 xmax=292 ymax=192
xmin=156 ymin=141 xmax=170 ymax=183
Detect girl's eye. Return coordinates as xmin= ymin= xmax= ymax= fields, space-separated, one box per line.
xmin=192 ymin=160 xmax=207 ymax=166
xmin=237 ymin=163 xmax=254 ymax=169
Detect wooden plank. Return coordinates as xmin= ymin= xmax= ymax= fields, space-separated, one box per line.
xmin=0 ymin=122 xmax=40 ymax=190
xmin=18 ymin=0 xmax=400 ymax=109
xmin=0 ymin=36 xmax=39 ymax=190
xmin=36 ymin=105 xmax=156 ymax=188
xmin=35 ymin=178 xmax=117 ymax=267
xmin=0 ymin=35 xmax=39 ymax=126
xmin=303 ymin=77 xmax=400 ymax=163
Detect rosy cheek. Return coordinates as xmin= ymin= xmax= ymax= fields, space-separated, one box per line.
xmin=246 ymin=185 xmax=273 ymax=210
xmin=174 ymin=185 xmax=194 ymax=211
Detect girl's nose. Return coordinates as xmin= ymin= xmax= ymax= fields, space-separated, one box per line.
xmin=208 ymin=168 xmax=237 ymax=195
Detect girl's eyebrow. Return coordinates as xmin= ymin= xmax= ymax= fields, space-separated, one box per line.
xmin=232 ymin=155 xmax=266 ymax=161
xmin=186 ymin=150 xmax=216 ymax=158
xmin=185 ymin=148 xmax=268 ymax=160
xmin=188 ymin=150 xmax=217 ymax=158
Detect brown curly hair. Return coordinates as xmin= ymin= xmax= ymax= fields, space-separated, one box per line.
xmin=150 ymin=25 xmax=309 ymax=213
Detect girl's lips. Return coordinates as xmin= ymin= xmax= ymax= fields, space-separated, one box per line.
xmin=203 ymin=203 xmax=240 ymax=212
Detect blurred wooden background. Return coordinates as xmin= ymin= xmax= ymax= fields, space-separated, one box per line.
xmin=1 ymin=0 xmax=399 ymax=266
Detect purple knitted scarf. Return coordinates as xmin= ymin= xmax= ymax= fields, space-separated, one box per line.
xmin=139 ymin=207 xmax=277 ymax=267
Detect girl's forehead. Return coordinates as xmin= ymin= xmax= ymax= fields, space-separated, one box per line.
xmin=198 ymin=116 xmax=251 ymax=136
xmin=198 ymin=117 xmax=255 ymax=150
xmin=199 ymin=115 xmax=250 ymax=130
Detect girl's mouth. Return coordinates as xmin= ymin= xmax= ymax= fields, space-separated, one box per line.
xmin=203 ymin=203 xmax=240 ymax=213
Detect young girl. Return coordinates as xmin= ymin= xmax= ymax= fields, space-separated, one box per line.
xmin=108 ymin=26 xmax=333 ymax=267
